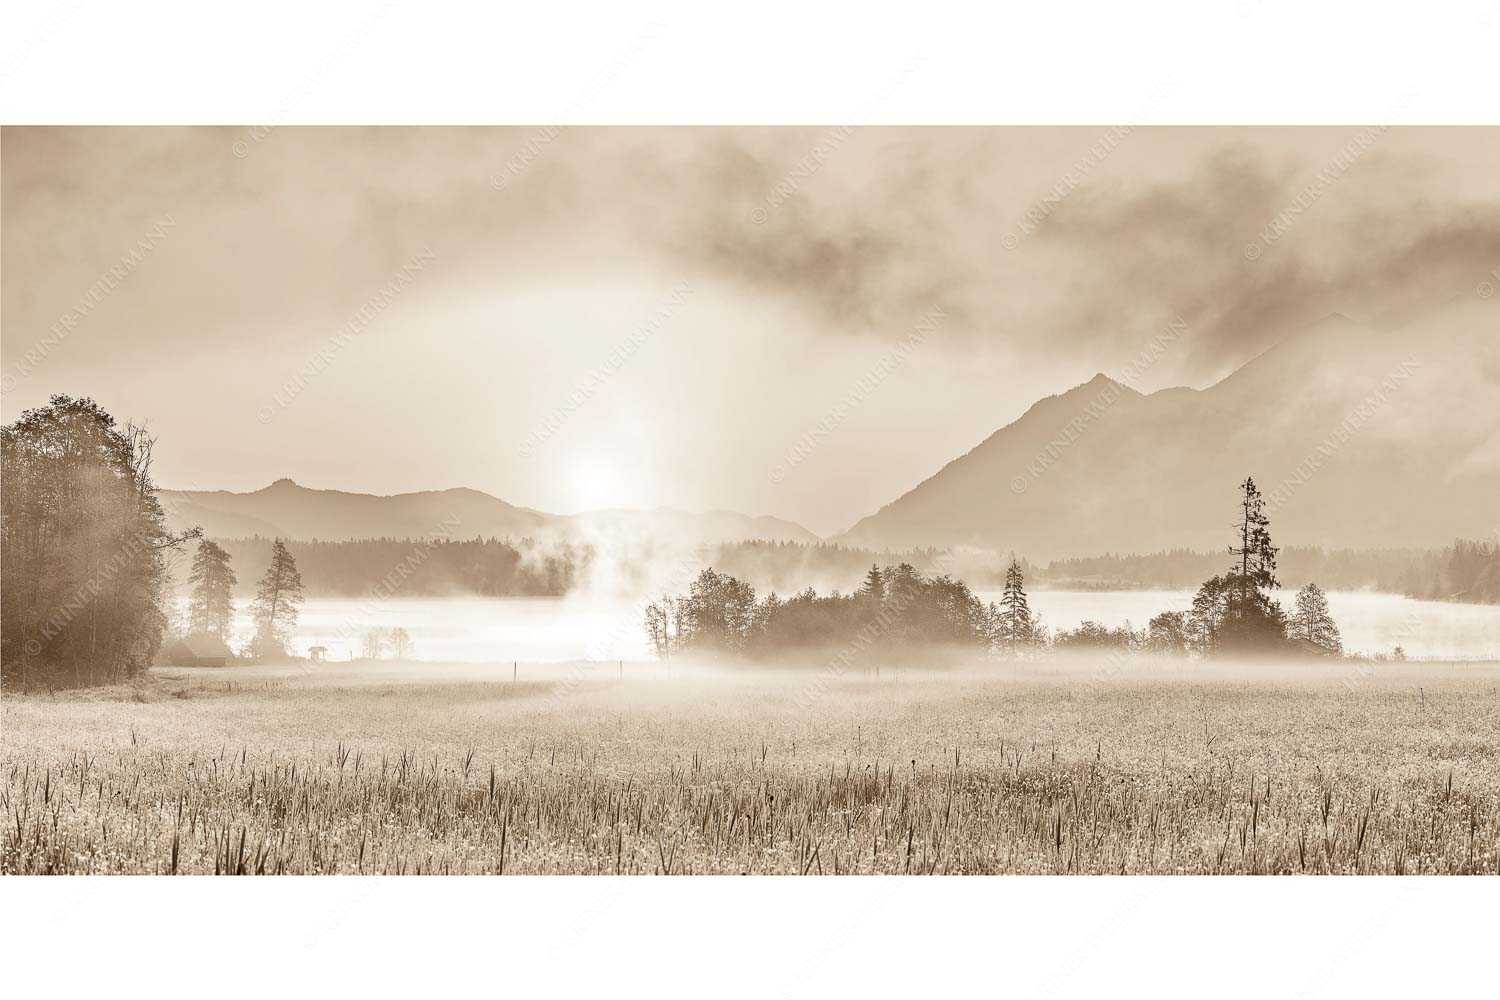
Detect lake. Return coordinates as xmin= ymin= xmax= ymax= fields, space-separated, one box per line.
xmin=203 ymin=589 xmax=1500 ymax=663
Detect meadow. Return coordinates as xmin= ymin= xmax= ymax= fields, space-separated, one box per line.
xmin=3 ymin=658 xmax=1498 ymax=874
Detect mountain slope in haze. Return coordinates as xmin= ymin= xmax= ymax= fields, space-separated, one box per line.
xmin=837 ymin=301 xmax=1499 ymax=559
xmin=160 ymin=479 xmax=821 ymax=546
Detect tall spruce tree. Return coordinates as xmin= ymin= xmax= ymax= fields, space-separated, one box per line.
xmin=250 ymin=539 xmax=303 ymax=659
xmin=187 ymin=539 xmax=237 ymax=640
xmin=1193 ymin=476 xmax=1288 ymax=654
xmin=998 ymin=556 xmax=1035 ymax=652
xmin=1229 ymin=476 xmax=1279 ymax=606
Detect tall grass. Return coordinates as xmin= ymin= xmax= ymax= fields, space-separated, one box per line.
xmin=2 ymin=664 xmax=1497 ymax=874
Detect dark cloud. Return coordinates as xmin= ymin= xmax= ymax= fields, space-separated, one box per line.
xmin=1033 ymin=143 xmax=1500 ymax=376
xmin=619 ymin=131 xmax=1500 ymax=380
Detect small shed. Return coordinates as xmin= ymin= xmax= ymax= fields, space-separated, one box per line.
xmin=308 ymin=645 xmax=328 ymax=663
xmin=166 ymin=633 xmax=234 ymax=667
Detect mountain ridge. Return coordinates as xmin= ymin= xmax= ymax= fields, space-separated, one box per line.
xmin=159 ymin=480 xmax=823 ymax=546
xmin=835 ymin=301 xmax=1498 ymax=558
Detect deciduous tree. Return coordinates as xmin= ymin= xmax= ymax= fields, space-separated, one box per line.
xmin=1 ymin=395 xmax=198 ymax=687
xmin=1289 ymin=582 xmax=1342 ymax=656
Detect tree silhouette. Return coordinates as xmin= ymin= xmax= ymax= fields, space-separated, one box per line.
xmin=681 ymin=568 xmax=756 ymax=653
xmin=1289 ymin=583 xmax=1341 ymax=656
xmin=1187 ymin=477 xmax=1290 ymax=655
xmin=250 ymin=539 xmax=303 ymax=659
xmin=858 ymin=564 xmax=885 ymax=614
xmin=1229 ymin=477 xmax=1279 ymax=604
xmin=1145 ymin=611 xmax=1191 ymax=655
xmin=187 ymin=540 xmax=237 ymax=640
xmin=997 ymin=556 xmax=1036 ymax=653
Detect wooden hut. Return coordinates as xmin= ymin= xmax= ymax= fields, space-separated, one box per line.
xmin=165 ymin=633 xmax=234 ymax=667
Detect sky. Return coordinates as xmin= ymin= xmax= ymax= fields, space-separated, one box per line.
xmin=3 ymin=126 xmax=1498 ymax=536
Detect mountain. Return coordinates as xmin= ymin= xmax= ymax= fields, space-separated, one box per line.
xmin=159 ymin=479 xmax=820 ymax=546
xmin=159 ymin=479 xmax=553 ymax=542
xmin=837 ymin=300 xmax=1499 ymax=559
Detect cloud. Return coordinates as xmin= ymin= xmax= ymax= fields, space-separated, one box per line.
xmin=1018 ymin=143 xmax=1500 ymax=378
xmin=618 ymin=132 xmax=1500 ymax=382
xmin=6 ymin=127 xmax=1496 ymax=395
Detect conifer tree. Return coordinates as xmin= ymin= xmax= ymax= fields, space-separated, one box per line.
xmin=187 ymin=539 xmax=237 ymax=640
xmin=1191 ymin=476 xmax=1288 ymax=654
xmin=250 ymin=539 xmax=303 ymax=659
xmin=1229 ymin=477 xmax=1279 ymax=606
xmin=998 ymin=556 xmax=1035 ymax=652
xmin=857 ymin=563 xmax=885 ymax=622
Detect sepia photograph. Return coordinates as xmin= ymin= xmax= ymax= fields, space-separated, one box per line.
xmin=1 ymin=2 xmax=1497 ymax=996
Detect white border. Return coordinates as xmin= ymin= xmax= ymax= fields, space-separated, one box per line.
xmin=1 ymin=0 xmax=1497 ymax=124
xmin=1 ymin=877 xmax=1494 ymax=996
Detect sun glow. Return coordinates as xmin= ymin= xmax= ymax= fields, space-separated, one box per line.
xmin=565 ymin=457 xmax=623 ymax=513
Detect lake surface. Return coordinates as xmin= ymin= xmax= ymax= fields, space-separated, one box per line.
xmin=212 ymin=595 xmax=655 ymax=663
xmin=206 ymin=590 xmax=1500 ymax=663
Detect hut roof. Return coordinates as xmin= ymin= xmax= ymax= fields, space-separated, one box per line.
xmin=173 ymin=633 xmax=234 ymax=659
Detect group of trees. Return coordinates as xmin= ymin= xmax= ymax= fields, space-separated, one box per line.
xmin=1047 ymin=479 xmax=1344 ymax=658
xmin=1050 ymin=480 xmax=1343 ymax=657
xmin=1178 ymin=478 xmax=1342 ymax=656
xmin=1 ymin=396 xmax=199 ymax=686
xmin=644 ymin=477 xmax=1348 ymax=664
xmin=167 ymin=536 xmax=306 ymax=658
xmin=170 ymin=536 xmax=307 ymax=659
xmin=644 ymin=557 xmax=1047 ymax=662
xmin=186 ymin=537 xmax=425 ymax=660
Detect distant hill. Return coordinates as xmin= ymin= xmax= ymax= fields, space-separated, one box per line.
xmin=159 ymin=478 xmax=821 ymax=546
xmin=159 ymin=479 xmax=553 ymax=542
xmin=837 ymin=300 xmax=1499 ymax=559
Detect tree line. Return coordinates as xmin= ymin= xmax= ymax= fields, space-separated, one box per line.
xmin=645 ymin=477 xmax=1349 ymax=663
xmin=194 ymin=536 xmax=586 ymax=599
xmin=1391 ymin=539 xmax=1500 ymax=605
xmin=1043 ymin=540 xmax=1500 ymax=604
xmin=707 ymin=538 xmax=1495 ymax=606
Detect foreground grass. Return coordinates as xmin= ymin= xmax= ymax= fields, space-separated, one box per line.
xmin=3 ymin=659 xmax=1498 ymax=874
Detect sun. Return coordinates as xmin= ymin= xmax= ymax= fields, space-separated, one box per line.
xmin=566 ymin=457 xmax=622 ymax=512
